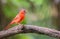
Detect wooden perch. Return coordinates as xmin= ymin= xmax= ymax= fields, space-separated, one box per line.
xmin=0 ymin=24 xmax=60 ymax=38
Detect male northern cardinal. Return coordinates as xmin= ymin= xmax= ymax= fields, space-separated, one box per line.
xmin=4 ymin=9 xmax=26 ymax=30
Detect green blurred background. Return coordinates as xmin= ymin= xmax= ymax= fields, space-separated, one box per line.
xmin=0 ymin=0 xmax=60 ymax=39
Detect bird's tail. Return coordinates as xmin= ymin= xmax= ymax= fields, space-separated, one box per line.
xmin=4 ymin=21 xmax=15 ymax=30
xmin=4 ymin=24 xmax=11 ymax=30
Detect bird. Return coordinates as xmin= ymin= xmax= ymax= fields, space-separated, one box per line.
xmin=4 ymin=9 xmax=26 ymax=30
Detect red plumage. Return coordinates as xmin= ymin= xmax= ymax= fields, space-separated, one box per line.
xmin=4 ymin=9 xmax=26 ymax=30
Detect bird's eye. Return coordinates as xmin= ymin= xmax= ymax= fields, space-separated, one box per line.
xmin=24 ymin=10 xmax=26 ymax=13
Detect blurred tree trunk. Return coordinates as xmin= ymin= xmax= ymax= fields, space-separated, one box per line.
xmin=55 ymin=1 xmax=60 ymax=31
xmin=0 ymin=0 xmax=7 ymax=30
xmin=52 ymin=0 xmax=60 ymax=30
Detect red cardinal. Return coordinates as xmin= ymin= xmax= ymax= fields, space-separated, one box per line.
xmin=4 ymin=9 xmax=26 ymax=30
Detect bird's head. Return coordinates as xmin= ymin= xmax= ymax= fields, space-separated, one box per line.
xmin=20 ymin=9 xmax=26 ymax=14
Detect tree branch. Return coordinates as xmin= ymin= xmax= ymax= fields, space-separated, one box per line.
xmin=0 ymin=24 xmax=60 ymax=38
